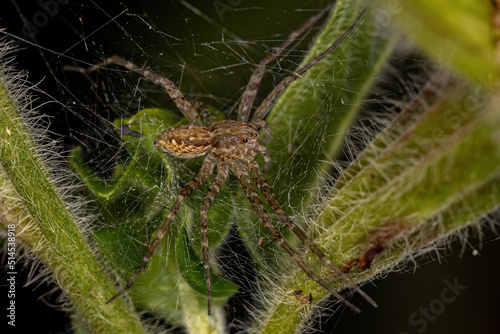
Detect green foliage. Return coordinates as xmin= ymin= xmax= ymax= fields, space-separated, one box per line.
xmin=266 ymin=0 xmax=396 ymax=208
xmin=254 ymin=1 xmax=500 ymax=332
xmin=69 ymin=108 xmax=175 ymax=272
xmin=70 ymin=107 xmax=238 ymax=324
xmin=257 ymin=81 xmax=500 ymax=334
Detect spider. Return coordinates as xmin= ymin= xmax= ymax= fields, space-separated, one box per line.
xmin=87 ymin=5 xmax=375 ymax=315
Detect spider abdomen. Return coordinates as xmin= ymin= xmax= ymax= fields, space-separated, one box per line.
xmin=154 ymin=124 xmax=211 ymax=158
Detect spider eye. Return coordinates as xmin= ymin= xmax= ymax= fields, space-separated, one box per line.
xmin=242 ymin=137 xmax=248 ymax=143
xmin=249 ymin=132 xmax=255 ymax=137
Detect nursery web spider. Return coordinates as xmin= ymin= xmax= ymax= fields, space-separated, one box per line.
xmin=82 ymin=5 xmax=375 ymax=315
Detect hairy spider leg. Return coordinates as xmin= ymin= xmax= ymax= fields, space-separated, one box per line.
xmin=252 ymin=119 xmax=271 ymax=146
xmin=200 ymin=162 xmax=229 ymax=315
xmin=190 ymin=97 xmax=218 ymax=125
xmin=237 ymin=2 xmax=334 ymax=122
xmin=90 ymin=55 xmax=203 ymax=125
xmin=256 ymin=145 xmax=271 ymax=173
xmin=105 ymin=156 xmax=216 ymax=305
xmin=230 ymin=161 xmax=360 ymax=312
xmin=247 ymin=160 xmax=378 ymax=307
xmin=75 ymin=5 xmax=373 ymax=313
xmin=251 ymin=7 xmax=367 ymax=123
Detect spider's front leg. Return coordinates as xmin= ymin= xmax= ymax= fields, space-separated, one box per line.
xmin=250 ymin=7 xmax=368 ymax=123
xmin=247 ymin=160 xmax=377 ymax=307
xmin=237 ymin=3 xmax=334 ymax=122
xmin=200 ymin=162 xmax=229 ymax=315
xmin=230 ymin=161 xmax=360 ymax=312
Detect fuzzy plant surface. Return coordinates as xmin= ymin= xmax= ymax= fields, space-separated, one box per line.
xmin=1 ymin=1 xmax=499 ymax=334
xmin=0 ymin=44 xmax=145 ymax=332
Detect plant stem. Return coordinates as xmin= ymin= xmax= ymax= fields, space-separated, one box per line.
xmin=255 ymin=80 xmax=500 ymax=334
xmin=0 ymin=50 xmax=145 ymax=333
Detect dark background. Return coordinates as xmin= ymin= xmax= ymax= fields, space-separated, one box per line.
xmin=1 ymin=1 xmax=499 ymax=333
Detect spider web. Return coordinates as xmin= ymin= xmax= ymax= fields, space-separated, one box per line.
xmin=1 ymin=1 xmax=500 ymax=334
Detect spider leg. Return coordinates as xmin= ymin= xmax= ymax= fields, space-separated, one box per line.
xmin=255 ymin=145 xmax=271 ymax=173
xmin=84 ymin=55 xmax=204 ymax=125
xmin=237 ymin=3 xmax=334 ymax=122
xmin=106 ymin=156 xmax=216 ymax=304
xmin=230 ymin=161 xmax=360 ymax=312
xmin=247 ymin=160 xmax=377 ymax=307
xmin=200 ymin=163 xmax=229 ymax=315
xmin=253 ymin=119 xmax=271 ymax=146
xmin=251 ymin=7 xmax=367 ymax=123
xmin=190 ymin=97 xmax=218 ymax=125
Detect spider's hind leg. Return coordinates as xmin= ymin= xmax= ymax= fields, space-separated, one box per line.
xmin=69 ymin=55 xmax=204 ymax=125
xmin=190 ymin=97 xmax=218 ymax=126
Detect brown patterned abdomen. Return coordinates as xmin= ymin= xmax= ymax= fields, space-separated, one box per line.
xmin=155 ymin=124 xmax=211 ymax=158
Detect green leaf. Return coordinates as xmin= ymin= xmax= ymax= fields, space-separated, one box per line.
xmin=176 ymin=223 xmax=239 ymax=300
xmin=70 ymin=105 xmax=236 ymax=325
xmin=266 ymin=1 xmax=396 ymax=209
xmin=69 ymin=108 xmax=178 ymax=274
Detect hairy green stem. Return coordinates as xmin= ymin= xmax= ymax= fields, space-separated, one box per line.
xmin=253 ymin=1 xmax=499 ymax=331
xmin=255 ymin=82 xmax=500 ymax=334
xmin=0 ymin=51 xmax=145 ymax=333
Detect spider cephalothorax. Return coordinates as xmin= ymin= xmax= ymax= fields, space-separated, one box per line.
xmin=89 ymin=5 xmax=375 ymax=316
xmin=210 ymin=120 xmax=263 ymax=161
